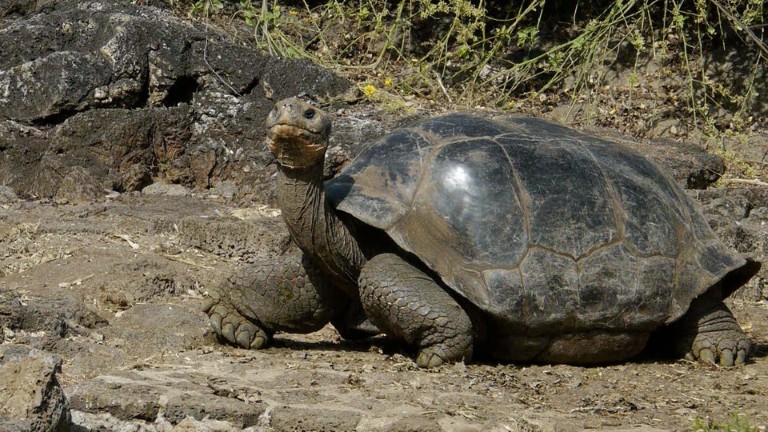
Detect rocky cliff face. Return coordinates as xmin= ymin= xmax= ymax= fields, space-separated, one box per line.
xmin=0 ymin=0 xmax=352 ymax=202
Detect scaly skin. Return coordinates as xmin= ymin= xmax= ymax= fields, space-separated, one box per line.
xmin=359 ymin=253 xmax=474 ymax=367
xmin=674 ymin=287 xmax=749 ymax=366
xmin=204 ymin=252 xmax=345 ymax=348
xmin=205 ymin=251 xmax=378 ymax=348
xmin=267 ymin=99 xmax=367 ymax=293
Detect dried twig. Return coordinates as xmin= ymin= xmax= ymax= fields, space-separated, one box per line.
xmin=161 ymin=253 xmax=216 ymax=270
xmin=724 ymin=178 xmax=768 ymax=187
xmin=434 ymin=71 xmax=453 ymax=104
xmin=58 ymin=274 xmax=96 ymax=288
xmin=114 ymin=234 xmax=140 ymax=249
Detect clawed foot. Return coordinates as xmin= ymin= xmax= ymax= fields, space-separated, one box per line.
xmin=677 ymin=298 xmax=749 ymax=367
xmin=683 ymin=329 xmax=749 ymax=367
xmin=415 ymin=331 xmax=474 ymax=368
xmin=415 ymin=345 xmax=465 ymax=368
xmin=202 ymin=254 xmax=343 ymax=350
xmin=203 ymin=291 xmax=272 ymax=349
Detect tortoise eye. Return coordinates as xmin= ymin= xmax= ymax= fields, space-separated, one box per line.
xmin=303 ymin=109 xmax=315 ymax=119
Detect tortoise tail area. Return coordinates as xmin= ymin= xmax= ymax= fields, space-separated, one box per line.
xmin=720 ymin=257 xmax=761 ymax=298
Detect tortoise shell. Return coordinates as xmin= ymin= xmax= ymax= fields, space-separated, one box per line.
xmin=326 ymin=114 xmax=750 ymax=332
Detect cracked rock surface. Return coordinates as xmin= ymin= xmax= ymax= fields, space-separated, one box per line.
xmin=0 ymin=0 xmax=351 ymax=202
xmin=0 ymin=345 xmax=71 ymax=431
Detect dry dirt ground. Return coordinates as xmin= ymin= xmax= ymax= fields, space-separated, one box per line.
xmin=1 ymin=186 xmax=767 ymax=432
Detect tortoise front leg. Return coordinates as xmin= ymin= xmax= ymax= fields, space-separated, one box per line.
xmin=204 ymin=251 xmax=350 ymax=349
xmin=358 ymin=253 xmax=474 ymax=368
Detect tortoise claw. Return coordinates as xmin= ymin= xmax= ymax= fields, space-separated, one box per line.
xmin=699 ymin=348 xmax=716 ymax=365
xmin=221 ymin=322 xmax=236 ymax=344
xmin=235 ymin=322 xmax=271 ymax=349
xmin=209 ymin=309 xmax=223 ymax=335
xmin=736 ymin=349 xmax=747 ymax=366
xmin=416 ymin=349 xmax=447 ymax=369
xmin=201 ymin=298 xmax=215 ymax=313
xmin=720 ymin=348 xmax=734 ymax=367
xmin=202 ymin=289 xmax=220 ymax=312
xmin=236 ymin=327 xmax=253 ymax=349
xmin=205 ymin=299 xmax=272 ymax=349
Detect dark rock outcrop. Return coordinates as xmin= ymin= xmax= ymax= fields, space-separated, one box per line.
xmin=0 ymin=0 xmax=352 ymax=202
xmin=693 ymin=187 xmax=768 ymax=300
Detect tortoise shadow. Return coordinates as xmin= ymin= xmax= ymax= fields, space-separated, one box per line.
xmin=270 ymin=334 xmax=391 ymax=354
xmin=749 ymin=342 xmax=768 ymax=360
xmin=269 ymin=335 xmax=768 ymax=367
xmin=612 ymin=340 xmax=768 ymax=367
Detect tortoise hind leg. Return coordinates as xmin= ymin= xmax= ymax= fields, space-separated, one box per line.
xmin=358 ymin=253 xmax=474 ymax=368
xmin=673 ymin=287 xmax=749 ymax=366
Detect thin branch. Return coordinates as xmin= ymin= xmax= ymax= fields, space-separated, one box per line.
xmin=434 ymin=71 xmax=453 ymax=104
xmin=724 ymin=178 xmax=768 ymax=187
xmin=708 ymin=0 xmax=768 ymax=57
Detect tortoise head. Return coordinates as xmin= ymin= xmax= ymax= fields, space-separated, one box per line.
xmin=266 ymin=98 xmax=331 ymax=170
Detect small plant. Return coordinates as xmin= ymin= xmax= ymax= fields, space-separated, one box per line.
xmin=693 ymin=414 xmax=761 ymax=432
xmin=180 ymin=0 xmax=767 ymax=152
xmin=189 ymin=0 xmax=222 ymax=17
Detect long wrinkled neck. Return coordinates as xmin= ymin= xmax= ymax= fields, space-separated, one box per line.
xmin=276 ymin=162 xmax=366 ymax=289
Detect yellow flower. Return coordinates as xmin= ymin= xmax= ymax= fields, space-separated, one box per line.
xmin=384 ymin=77 xmax=393 ymax=87
xmin=363 ymin=84 xmax=377 ymax=97
xmin=289 ymin=10 xmax=297 ymax=15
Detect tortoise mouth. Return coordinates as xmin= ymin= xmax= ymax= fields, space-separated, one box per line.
xmin=267 ymin=124 xmax=327 ymax=169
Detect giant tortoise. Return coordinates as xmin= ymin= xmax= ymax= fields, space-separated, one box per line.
xmin=205 ymin=97 xmax=760 ymax=368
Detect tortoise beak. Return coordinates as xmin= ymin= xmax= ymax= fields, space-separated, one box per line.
xmin=266 ymin=98 xmax=332 ymax=169
xmin=267 ymin=125 xmax=328 ymax=169
xmin=266 ymin=98 xmax=331 ymax=138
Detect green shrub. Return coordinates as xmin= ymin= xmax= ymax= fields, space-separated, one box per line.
xmin=186 ymin=0 xmax=766 ymax=137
